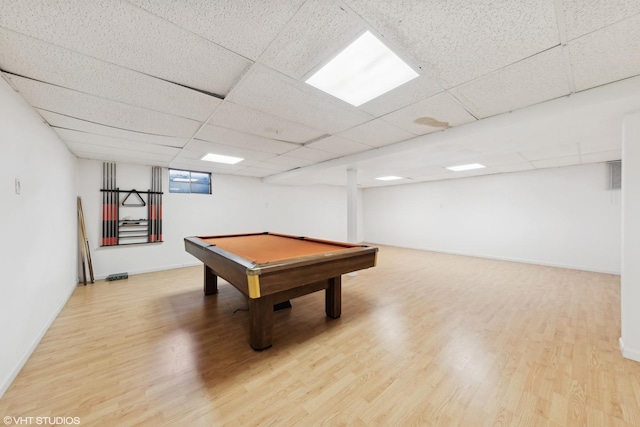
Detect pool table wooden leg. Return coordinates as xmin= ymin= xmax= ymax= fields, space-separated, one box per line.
xmin=325 ymin=276 xmax=342 ymax=318
xmin=204 ymin=265 xmax=218 ymax=295
xmin=249 ymin=296 xmax=274 ymax=351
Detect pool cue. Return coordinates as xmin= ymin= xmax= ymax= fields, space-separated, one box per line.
xmin=115 ymin=163 xmax=118 ymax=245
xmin=106 ymin=162 xmax=111 ymax=245
xmin=150 ymin=169 xmax=154 ymax=242
xmin=78 ymin=197 xmax=94 ymax=283
xmin=158 ymin=168 xmax=162 ymax=242
xmin=111 ymin=163 xmax=116 ymax=245
xmin=155 ymin=167 xmax=160 ymax=242
xmin=77 ymin=199 xmax=87 ymax=285
xmin=101 ymin=163 xmax=105 ymax=246
xmin=148 ymin=184 xmax=153 ymax=243
xmin=148 ymin=169 xmax=153 ymax=243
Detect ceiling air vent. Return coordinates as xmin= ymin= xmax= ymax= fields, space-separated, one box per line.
xmin=607 ymin=160 xmax=621 ymax=190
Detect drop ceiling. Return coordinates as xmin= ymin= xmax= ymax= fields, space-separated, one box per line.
xmin=1 ymin=0 xmax=639 ymax=187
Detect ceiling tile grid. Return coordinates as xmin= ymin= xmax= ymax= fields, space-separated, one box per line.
xmin=196 ymin=124 xmax=300 ymax=155
xmin=561 ymin=0 xmax=640 ymax=40
xmin=0 ymin=0 xmax=251 ymax=95
xmin=359 ymin=75 xmax=445 ymax=118
xmin=305 ymin=135 xmax=371 ymax=155
xmin=126 ymin=0 xmax=306 ymax=61
xmin=345 ymin=0 xmax=560 ymax=88
xmin=208 ymin=101 xmax=324 ymax=144
xmin=1 ymin=0 xmax=638 ymax=186
xmin=37 ymin=110 xmax=191 ymax=148
xmin=227 ymin=64 xmax=373 ymax=134
xmin=337 ymin=118 xmax=416 ymax=148
xmin=450 ymin=47 xmax=571 ymax=119
xmin=568 ymin=13 xmax=640 ymax=92
xmin=283 ymin=146 xmax=340 ymax=162
xmin=69 ymin=142 xmax=176 ymax=164
xmin=381 ymin=92 xmax=477 ymax=136
xmin=59 ymin=129 xmax=181 ymax=157
xmin=177 ymin=139 xmax=278 ymax=163
xmin=0 ymin=28 xmax=222 ymax=122
xmin=258 ymin=0 xmax=365 ymax=80
xmin=9 ymin=75 xmax=202 ymax=137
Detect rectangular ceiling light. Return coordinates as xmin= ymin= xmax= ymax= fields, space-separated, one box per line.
xmin=201 ymin=153 xmax=244 ymax=164
xmin=446 ymin=163 xmax=486 ymax=172
xmin=375 ymin=175 xmax=404 ymax=181
xmin=305 ymin=31 xmax=419 ymax=107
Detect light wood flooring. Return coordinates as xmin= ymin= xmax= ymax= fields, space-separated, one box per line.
xmin=1 ymin=245 xmax=639 ymax=426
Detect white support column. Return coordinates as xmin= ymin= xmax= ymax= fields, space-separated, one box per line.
xmin=621 ymin=111 xmax=640 ymax=362
xmin=347 ymin=168 xmax=358 ymax=243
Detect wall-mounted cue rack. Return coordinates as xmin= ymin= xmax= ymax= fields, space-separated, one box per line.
xmin=101 ymin=163 xmax=163 ymax=246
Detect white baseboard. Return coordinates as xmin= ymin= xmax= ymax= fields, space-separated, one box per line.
xmin=0 ymin=280 xmax=77 ymax=398
xmin=619 ymin=337 xmax=640 ymax=362
xmin=367 ymin=242 xmax=621 ymax=275
xmin=93 ymin=262 xmax=202 ymax=280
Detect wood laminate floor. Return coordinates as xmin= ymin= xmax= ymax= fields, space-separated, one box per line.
xmin=1 ymin=245 xmax=638 ymax=426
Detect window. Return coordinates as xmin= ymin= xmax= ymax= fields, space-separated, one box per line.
xmin=169 ymin=169 xmax=211 ymax=194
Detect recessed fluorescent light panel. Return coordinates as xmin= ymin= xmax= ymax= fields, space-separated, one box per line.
xmin=446 ymin=163 xmax=486 ymax=172
xmin=201 ymin=153 xmax=244 ymax=165
xmin=305 ymin=31 xmax=419 ymax=107
xmin=375 ymin=176 xmax=404 ymax=181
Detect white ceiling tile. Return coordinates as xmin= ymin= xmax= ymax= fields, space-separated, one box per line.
xmin=128 ymin=0 xmax=305 ymax=60
xmin=2 ymin=1 xmax=639 ymax=187
xmin=66 ymin=141 xmax=174 ymax=163
xmin=381 ymin=92 xmax=477 ymax=135
xmin=569 ymin=14 xmax=640 ymax=92
xmin=491 ymin=163 xmax=536 ymax=174
xmin=245 ymin=161 xmax=295 ymax=172
xmin=373 ymin=164 xmax=446 ymax=179
xmin=264 ymin=155 xmax=317 ymax=168
xmin=345 ymin=0 xmax=559 ymax=87
xmin=451 ymin=47 xmax=571 ymax=119
xmin=0 ymin=28 xmax=221 ymax=121
xmin=306 ymin=135 xmax=370 ymax=155
xmin=581 ymin=150 xmax=621 ymax=164
xmin=260 ymin=0 xmax=365 ymax=79
xmin=284 ymin=147 xmax=339 ymax=162
xmin=531 ymin=155 xmax=581 ymax=168
xmin=519 ymin=143 xmax=579 ymax=161
xmin=74 ymin=150 xmax=169 ymax=167
xmin=360 ymin=76 xmax=444 ymax=117
xmin=9 ymin=75 xmax=201 ymax=137
xmin=472 ymin=152 xmax=531 ymax=167
xmin=209 ymin=102 xmax=324 ymax=144
xmin=0 ymin=0 xmax=250 ymax=95
xmin=181 ymin=139 xmax=277 ymax=162
xmin=196 ymin=124 xmax=299 ymax=155
xmin=233 ymin=167 xmax=281 ymax=178
xmin=227 ymin=64 xmax=372 ymax=133
xmin=338 ymin=118 xmax=416 ymax=147
xmin=57 ymin=128 xmax=181 ymax=157
xmin=562 ymin=0 xmax=640 ymax=40
xmin=169 ymin=158 xmax=255 ymax=174
xmin=409 ymin=173 xmax=458 ymax=183
xmin=38 ymin=110 xmax=190 ymax=148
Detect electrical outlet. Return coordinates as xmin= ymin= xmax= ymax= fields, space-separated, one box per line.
xmin=15 ymin=178 xmax=20 ymax=195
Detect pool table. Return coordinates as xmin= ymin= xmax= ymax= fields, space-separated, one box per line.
xmin=184 ymin=232 xmax=378 ymax=350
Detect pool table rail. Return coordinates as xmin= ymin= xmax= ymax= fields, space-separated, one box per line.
xmin=184 ymin=232 xmax=378 ymax=350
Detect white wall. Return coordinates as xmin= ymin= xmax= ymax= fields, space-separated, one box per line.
xmin=77 ymin=159 xmax=352 ymax=279
xmin=364 ymin=162 xmax=621 ymax=274
xmin=0 ymin=77 xmax=78 ymax=397
xmin=263 ymin=184 xmax=352 ymax=242
xmin=621 ymin=111 xmax=640 ymax=362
